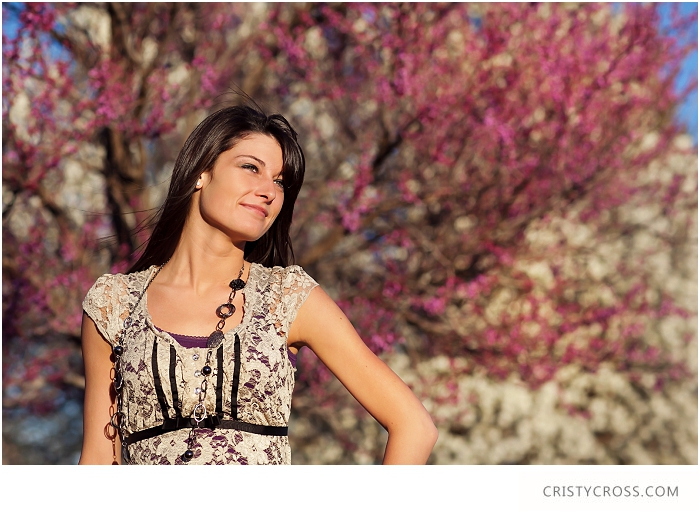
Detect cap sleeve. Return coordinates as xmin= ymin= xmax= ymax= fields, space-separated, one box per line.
xmin=271 ymin=265 xmax=318 ymax=340
xmin=82 ymin=273 xmax=130 ymax=346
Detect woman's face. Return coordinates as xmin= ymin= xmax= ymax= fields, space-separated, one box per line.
xmin=196 ymin=133 xmax=285 ymax=244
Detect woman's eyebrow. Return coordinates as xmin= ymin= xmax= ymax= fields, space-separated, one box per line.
xmin=237 ymin=154 xmax=266 ymax=167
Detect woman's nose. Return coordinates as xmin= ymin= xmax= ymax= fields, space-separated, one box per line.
xmin=256 ymin=175 xmax=277 ymax=201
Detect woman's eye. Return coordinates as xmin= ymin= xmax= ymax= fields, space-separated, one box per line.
xmin=242 ymin=163 xmax=258 ymax=172
xmin=274 ymin=179 xmax=285 ymax=189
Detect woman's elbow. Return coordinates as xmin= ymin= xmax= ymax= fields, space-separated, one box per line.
xmin=423 ymin=417 xmax=439 ymax=448
xmin=409 ymin=409 xmax=438 ymax=449
xmin=413 ymin=415 xmax=438 ymax=463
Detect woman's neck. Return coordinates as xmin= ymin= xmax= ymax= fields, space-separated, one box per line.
xmin=157 ymin=224 xmax=248 ymax=293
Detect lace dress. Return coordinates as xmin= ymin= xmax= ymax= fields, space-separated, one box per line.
xmin=82 ymin=263 xmax=318 ymax=465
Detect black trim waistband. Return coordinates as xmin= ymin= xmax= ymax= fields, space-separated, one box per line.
xmin=126 ymin=416 xmax=288 ymax=444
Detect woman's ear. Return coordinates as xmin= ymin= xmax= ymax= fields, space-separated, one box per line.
xmin=196 ymin=171 xmax=212 ymax=189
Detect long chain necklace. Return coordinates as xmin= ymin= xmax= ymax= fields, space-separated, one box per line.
xmin=111 ymin=260 xmax=247 ymax=464
xmin=183 ymin=261 xmax=246 ymax=462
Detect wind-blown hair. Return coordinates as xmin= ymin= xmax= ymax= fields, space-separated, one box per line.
xmin=128 ymin=105 xmax=305 ymax=273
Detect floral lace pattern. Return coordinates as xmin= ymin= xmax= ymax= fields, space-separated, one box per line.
xmin=82 ymin=263 xmax=318 ymax=465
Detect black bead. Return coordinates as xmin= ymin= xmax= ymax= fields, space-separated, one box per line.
xmin=229 ymin=279 xmax=246 ymax=291
xmin=113 ymin=345 xmax=123 ymax=356
xmin=202 ymin=365 xmax=212 ymax=376
xmin=182 ymin=449 xmax=194 ymax=462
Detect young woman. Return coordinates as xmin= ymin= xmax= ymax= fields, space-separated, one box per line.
xmin=79 ymin=105 xmax=438 ymax=465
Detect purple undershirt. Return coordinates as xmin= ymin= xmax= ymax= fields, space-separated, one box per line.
xmin=156 ymin=327 xmax=297 ymax=368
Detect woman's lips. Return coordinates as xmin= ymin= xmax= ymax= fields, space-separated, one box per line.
xmin=241 ymin=204 xmax=268 ymax=217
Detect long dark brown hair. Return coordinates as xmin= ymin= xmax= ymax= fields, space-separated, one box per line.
xmin=127 ymin=105 xmax=305 ymax=273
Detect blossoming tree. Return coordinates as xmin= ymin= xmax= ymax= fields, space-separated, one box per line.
xmin=2 ymin=2 xmax=696 ymax=463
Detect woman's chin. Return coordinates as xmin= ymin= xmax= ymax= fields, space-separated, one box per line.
xmin=227 ymin=226 xmax=271 ymax=245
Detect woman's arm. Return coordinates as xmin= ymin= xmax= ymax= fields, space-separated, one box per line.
xmin=79 ymin=312 xmax=121 ymax=465
xmin=288 ymin=288 xmax=438 ymax=464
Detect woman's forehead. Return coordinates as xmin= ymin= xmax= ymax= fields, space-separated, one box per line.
xmin=237 ymin=132 xmax=281 ymax=146
xmin=226 ymin=134 xmax=282 ymax=157
xmin=217 ymin=134 xmax=284 ymax=173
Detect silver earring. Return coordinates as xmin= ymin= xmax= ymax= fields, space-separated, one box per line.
xmin=196 ymin=180 xmax=202 ymax=188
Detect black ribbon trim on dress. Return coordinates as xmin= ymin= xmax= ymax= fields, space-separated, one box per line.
xmin=215 ymin=345 xmax=224 ymax=415
xmin=231 ymin=333 xmax=241 ymax=420
xmin=152 ymin=338 xmax=170 ymax=419
xmin=169 ymin=345 xmax=179 ymax=413
xmin=125 ymin=417 xmax=288 ymax=444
